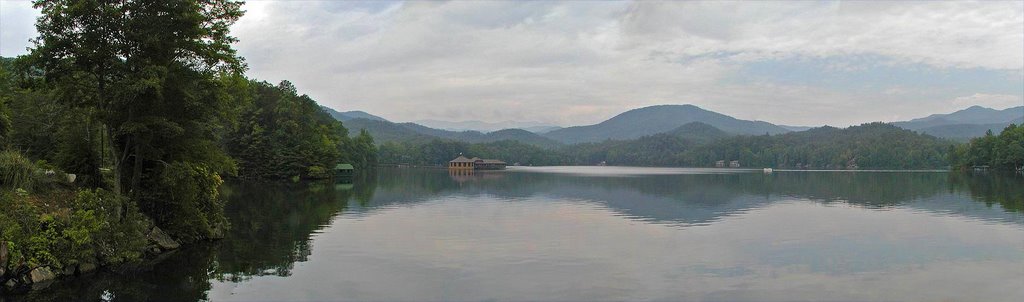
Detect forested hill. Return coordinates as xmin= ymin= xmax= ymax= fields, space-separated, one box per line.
xmin=677 ymin=123 xmax=952 ymax=169
xmin=893 ymin=105 xmax=1024 ymax=140
xmin=376 ymin=122 xmax=954 ymax=170
xmin=339 ymin=117 xmax=563 ymax=148
xmin=320 ymin=105 xmax=389 ymax=122
xmin=543 ymin=104 xmax=790 ymax=144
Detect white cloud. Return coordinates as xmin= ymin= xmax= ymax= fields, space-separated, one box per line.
xmin=0 ymin=0 xmax=39 ymax=57
xmin=2 ymin=1 xmax=1022 ymax=126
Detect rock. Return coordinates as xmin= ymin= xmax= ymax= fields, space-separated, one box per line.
xmin=147 ymin=226 xmax=180 ymax=250
xmin=61 ymin=265 xmax=75 ymax=276
xmin=78 ymin=262 xmax=97 ymax=274
xmin=28 ymin=267 xmax=55 ymax=284
xmin=4 ymin=278 xmax=16 ymax=288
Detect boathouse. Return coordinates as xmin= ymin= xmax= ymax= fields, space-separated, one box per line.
xmin=448 ymin=156 xmax=507 ymax=170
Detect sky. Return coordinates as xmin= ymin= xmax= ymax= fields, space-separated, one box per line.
xmin=2 ymin=1 xmax=1023 ymax=127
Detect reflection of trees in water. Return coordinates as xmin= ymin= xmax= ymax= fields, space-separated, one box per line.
xmin=365 ymin=169 xmax=1022 ymax=226
xmin=12 ymin=169 xmax=1020 ymax=301
xmin=7 ymin=245 xmax=219 ymax=302
xmin=214 ymin=172 xmax=379 ymax=281
xmin=949 ymin=172 xmax=1024 ymax=213
xmin=6 ymin=173 xmax=380 ymax=302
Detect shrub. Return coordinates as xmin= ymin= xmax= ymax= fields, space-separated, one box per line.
xmin=0 ymin=189 xmax=148 ymax=272
xmin=306 ymin=165 xmax=329 ymax=179
xmin=141 ymin=162 xmax=228 ymax=243
xmin=0 ymin=150 xmax=37 ymax=191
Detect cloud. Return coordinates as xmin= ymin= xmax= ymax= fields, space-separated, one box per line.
xmin=2 ymin=1 xmax=1022 ymax=126
xmin=0 ymin=0 xmax=39 ymax=57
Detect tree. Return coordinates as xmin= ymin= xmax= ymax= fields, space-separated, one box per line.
xmin=30 ymin=0 xmax=246 ymax=241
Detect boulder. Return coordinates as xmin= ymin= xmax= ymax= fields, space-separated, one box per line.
xmin=28 ymin=267 xmax=55 ymax=284
xmin=147 ymin=226 xmax=180 ymax=250
xmin=78 ymin=262 xmax=97 ymax=274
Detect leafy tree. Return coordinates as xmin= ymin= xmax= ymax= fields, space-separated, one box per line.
xmin=225 ymin=80 xmax=375 ymax=179
xmin=30 ymin=0 xmax=246 ymax=241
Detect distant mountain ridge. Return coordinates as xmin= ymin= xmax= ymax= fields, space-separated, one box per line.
xmin=324 ymin=103 xmax=1023 ymax=148
xmin=892 ymin=105 xmax=1023 ymax=140
xmin=543 ymin=104 xmax=790 ymax=144
xmin=320 ymin=106 xmax=388 ymax=122
xmin=341 ymin=118 xmax=563 ymax=148
xmin=414 ymin=119 xmax=561 ymax=134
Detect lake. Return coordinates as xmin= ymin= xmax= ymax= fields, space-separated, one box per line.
xmin=7 ymin=167 xmax=1024 ymax=301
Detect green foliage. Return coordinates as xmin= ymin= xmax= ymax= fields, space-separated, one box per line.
xmin=953 ymin=124 xmax=1024 ymax=170
xmin=378 ymin=123 xmax=953 ymax=169
xmin=676 ymin=123 xmax=952 ymax=169
xmin=379 ymin=139 xmax=569 ymax=166
xmin=225 ymin=80 xmax=376 ymax=179
xmin=0 ymin=188 xmax=148 ymax=271
xmin=0 ymin=150 xmax=39 ymax=191
xmin=142 ymin=162 xmax=227 ymax=243
xmin=306 ymin=166 xmax=330 ymax=179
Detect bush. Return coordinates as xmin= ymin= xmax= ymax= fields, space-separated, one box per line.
xmin=141 ymin=162 xmax=228 ymax=243
xmin=0 ymin=150 xmax=37 ymax=191
xmin=0 ymin=189 xmax=148 ymax=272
xmin=306 ymin=165 xmax=329 ymax=179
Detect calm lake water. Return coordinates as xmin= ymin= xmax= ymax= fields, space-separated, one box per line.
xmin=7 ymin=167 xmax=1024 ymax=301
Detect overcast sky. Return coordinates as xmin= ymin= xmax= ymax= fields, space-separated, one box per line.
xmin=2 ymin=1 xmax=1022 ymax=127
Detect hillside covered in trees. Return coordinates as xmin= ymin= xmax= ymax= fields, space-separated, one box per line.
xmin=376 ymin=122 xmax=958 ymax=169
xmin=950 ymin=124 xmax=1024 ymax=170
xmin=0 ymin=0 xmax=374 ymax=292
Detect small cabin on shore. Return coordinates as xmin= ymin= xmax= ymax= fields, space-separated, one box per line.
xmin=448 ymin=156 xmax=507 ymax=170
xmin=334 ymin=164 xmax=354 ymax=178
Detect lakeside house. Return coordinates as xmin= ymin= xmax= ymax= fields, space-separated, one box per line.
xmin=448 ymin=156 xmax=508 ymax=170
xmin=729 ymin=160 xmax=741 ymax=168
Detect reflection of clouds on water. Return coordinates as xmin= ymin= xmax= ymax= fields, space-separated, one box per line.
xmin=16 ymin=167 xmax=1024 ymax=301
xmin=209 ymin=196 xmax=1024 ymax=302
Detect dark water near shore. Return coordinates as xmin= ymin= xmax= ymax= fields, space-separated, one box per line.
xmin=6 ymin=167 xmax=1024 ymax=301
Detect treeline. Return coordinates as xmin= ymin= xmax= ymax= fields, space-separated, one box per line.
xmin=225 ymin=80 xmax=376 ymax=180
xmin=379 ymin=140 xmax=570 ymax=166
xmin=0 ymin=0 xmax=373 ymax=290
xmin=377 ymin=122 xmax=955 ymax=169
xmin=950 ymin=124 xmax=1024 ymax=170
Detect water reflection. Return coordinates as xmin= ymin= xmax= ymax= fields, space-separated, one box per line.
xmin=6 ymin=168 xmax=1023 ymax=301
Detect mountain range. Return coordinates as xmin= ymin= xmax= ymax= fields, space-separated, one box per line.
xmin=414 ymin=119 xmax=561 ymax=134
xmin=322 ymin=103 xmax=1024 ymax=147
xmin=892 ymin=105 xmax=1023 ymax=140
xmin=544 ymin=105 xmax=790 ymax=144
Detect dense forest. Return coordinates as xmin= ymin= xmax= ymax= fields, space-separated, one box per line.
xmin=0 ymin=0 xmax=374 ymax=291
xmin=950 ymin=124 xmax=1024 ymax=170
xmin=377 ymin=122 xmax=957 ymax=169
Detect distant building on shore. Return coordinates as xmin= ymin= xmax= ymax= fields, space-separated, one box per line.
xmin=715 ymin=160 xmax=725 ymax=168
xmin=729 ymin=160 xmax=741 ymax=168
xmin=448 ymin=156 xmax=507 ymax=170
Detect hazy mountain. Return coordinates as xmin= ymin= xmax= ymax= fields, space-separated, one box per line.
xmin=320 ymin=106 xmax=389 ymax=122
xmin=543 ymin=104 xmax=790 ymax=144
xmin=521 ymin=125 xmax=562 ymax=133
xmin=893 ymin=105 xmax=1023 ymax=139
xmin=400 ymin=123 xmax=563 ymax=148
xmin=414 ymin=119 xmax=561 ymax=133
xmin=779 ymin=125 xmax=813 ymax=132
xmin=342 ymin=118 xmax=435 ymax=144
xmin=339 ymin=118 xmax=562 ymax=148
xmin=663 ymin=122 xmax=732 ymax=144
